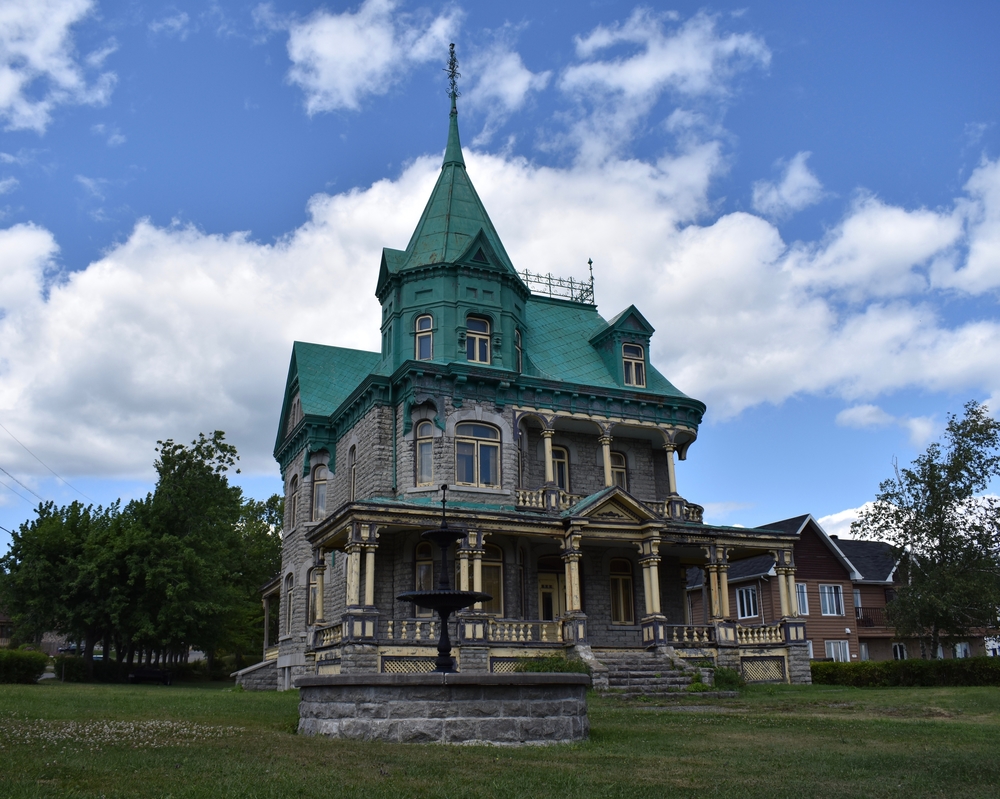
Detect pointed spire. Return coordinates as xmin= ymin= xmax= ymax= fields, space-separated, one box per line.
xmin=443 ymin=43 xmax=465 ymax=167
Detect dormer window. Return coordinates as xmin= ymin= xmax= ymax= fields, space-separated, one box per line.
xmin=515 ymin=329 xmax=523 ymax=372
xmin=623 ymin=344 xmax=645 ymax=387
xmin=467 ymin=316 xmax=491 ymax=363
xmin=415 ymin=315 xmax=433 ymax=360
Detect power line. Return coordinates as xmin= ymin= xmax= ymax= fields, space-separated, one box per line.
xmin=0 ymin=420 xmax=92 ymax=501
xmin=0 ymin=523 xmax=13 ymax=535
xmin=0 ymin=465 xmax=46 ymax=503
xmin=0 ymin=474 xmax=33 ymax=506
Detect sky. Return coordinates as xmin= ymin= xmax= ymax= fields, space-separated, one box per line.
xmin=1 ymin=0 xmax=999 ymax=548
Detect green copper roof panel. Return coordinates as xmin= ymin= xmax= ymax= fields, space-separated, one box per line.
xmin=292 ymin=341 xmax=381 ymax=417
xmin=524 ymin=297 xmax=689 ymax=398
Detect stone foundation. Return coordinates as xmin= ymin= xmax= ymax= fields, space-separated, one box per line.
xmin=232 ymin=660 xmax=277 ymax=691
xmin=297 ymin=673 xmax=590 ymax=745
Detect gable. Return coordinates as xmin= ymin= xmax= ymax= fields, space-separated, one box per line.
xmin=567 ymin=487 xmax=658 ymax=523
xmin=795 ymin=522 xmax=853 ymax=581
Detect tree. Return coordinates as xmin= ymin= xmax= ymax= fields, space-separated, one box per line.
xmin=852 ymin=401 xmax=1000 ymax=658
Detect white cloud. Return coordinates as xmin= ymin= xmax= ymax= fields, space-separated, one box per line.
xmin=836 ymin=404 xmax=895 ymax=429
xmin=817 ymin=504 xmax=872 ymax=540
xmin=91 ymin=122 xmax=125 ymax=147
xmin=0 ymin=177 xmax=18 ymax=195
xmin=0 ymin=0 xmax=116 ymax=132
xmin=148 ymin=12 xmax=192 ymax=40
xmin=263 ymin=0 xmax=460 ymax=114
xmin=933 ymin=158 xmax=1000 ymax=293
xmin=751 ymin=151 xmax=824 ymax=218
xmin=467 ymin=41 xmax=550 ymax=145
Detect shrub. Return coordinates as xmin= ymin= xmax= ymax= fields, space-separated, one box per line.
xmin=513 ymin=656 xmax=590 ymax=674
xmin=686 ymin=677 xmax=713 ymax=692
xmin=0 ymin=649 xmax=49 ymax=683
xmin=712 ymin=666 xmax=744 ymax=691
xmin=52 ymin=655 xmax=88 ymax=682
xmin=811 ymin=656 xmax=1000 ymax=687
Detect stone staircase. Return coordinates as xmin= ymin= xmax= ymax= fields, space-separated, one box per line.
xmin=592 ymin=648 xmax=696 ymax=697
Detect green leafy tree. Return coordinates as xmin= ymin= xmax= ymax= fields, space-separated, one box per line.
xmin=852 ymin=401 xmax=1000 ymax=658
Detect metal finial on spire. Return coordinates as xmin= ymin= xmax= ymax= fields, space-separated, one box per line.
xmin=445 ymin=43 xmax=461 ymax=105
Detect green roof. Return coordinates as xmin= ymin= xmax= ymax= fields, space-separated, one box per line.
xmin=524 ymin=296 xmax=690 ymax=397
xmin=292 ymin=341 xmax=381 ymax=417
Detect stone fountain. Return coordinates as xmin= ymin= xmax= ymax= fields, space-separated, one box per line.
xmin=297 ymin=487 xmax=590 ymax=744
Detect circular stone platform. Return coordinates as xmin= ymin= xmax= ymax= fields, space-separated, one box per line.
xmin=297 ymin=672 xmax=590 ymax=745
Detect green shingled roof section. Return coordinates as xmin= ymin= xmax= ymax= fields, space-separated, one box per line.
xmin=292 ymin=341 xmax=381 ymax=417
xmin=524 ymin=297 xmax=690 ymax=397
xmin=398 ymin=107 xmax=517 ymax=274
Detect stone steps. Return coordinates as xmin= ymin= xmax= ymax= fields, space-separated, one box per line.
xmin=591 ymin=648 xmax=697 ymax=696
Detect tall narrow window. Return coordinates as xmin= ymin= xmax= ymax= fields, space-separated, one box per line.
xmin=283 ymin=573 xmax=294 ymax=634
xmin=552 ymin=446 xmax=570 ymax=492
xmin=286 ymin=393 xmax=303 ymax=434
xmin=415 ymin=314 xmax=433 ymax=360
xmin=307 ymin=568 xmax=318 ymax=625
xmin=611 ymin=452 xmax=628 ymax=491
xmin=311 ymin=464 xmax=327 ymax=521
xmin=466 ymin=316 xmax=491 ymax=363
xmin=795 ymin=583 xmax=809 ymax=615
xmin=622 ymin=344 xmax=646 ymax=387
xmin=737 ymin=586 xmax=759 ymax=619
xmin=288 ymin=476 xmax=299 ymax=529
xmin=819 ymin=584 xmax=845 ymax=616
xmin=414 ymin=542 xmax=434 ymax=617
xmin=481 ymin=544 xmax=504 ymax=615
xmin=610 ymin=559 xmax=634 ymax=625
xmin=455 ymin=423 xmax=500 ymax=487
xmin=415 ymin=421 xmax=434 ymax=485
xmin=515 ymin=329 xmax=523 ymax=372
xmin=348 ymin=446 xmax=357 ymax=501
xmin=893 ymin=642 xmax=907 ymax=660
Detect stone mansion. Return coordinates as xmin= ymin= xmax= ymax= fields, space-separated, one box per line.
xmin=249 ymin=92 xmax=812 ymax=692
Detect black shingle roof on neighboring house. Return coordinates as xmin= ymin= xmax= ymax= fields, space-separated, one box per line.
xmin=834 ymin=538 xmax=897 ymax=583
xmin=756 ymin=514 xmax=810 ymax=536
xmin=687 ymin=553 xmax=777 ymax=589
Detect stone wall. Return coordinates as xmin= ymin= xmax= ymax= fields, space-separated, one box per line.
xmin=297 ymin=673 xmax=590 ymax=744
xmin=233 ymin=660 xmax=277 ymax=691
xmin=787 ymin=642 xmax=812 ymax=685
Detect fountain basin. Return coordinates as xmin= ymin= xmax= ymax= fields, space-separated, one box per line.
xmin=297 ymin=672 xmax=590 ymax=745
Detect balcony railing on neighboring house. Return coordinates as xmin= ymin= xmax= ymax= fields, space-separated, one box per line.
xmin=515 ymin=488 xmax=704 ymax=522
xmin=855 ymin=606 xmax=888 ymax=628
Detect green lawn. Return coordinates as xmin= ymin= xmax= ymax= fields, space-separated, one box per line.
xmin=1 ymin=681 xmax=998 ymax=798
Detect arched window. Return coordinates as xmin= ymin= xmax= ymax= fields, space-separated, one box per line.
xmin=288 ymin=476 xmax=300 ymax=529
xmin=610 ymin=559 xmax=634 ymax=625
xmin=348 ymin=446 xmax=357 ymax=501
xmin=622 ymin=344 xmax=646 ymax=387
xmin=307 ymin=568 xmax=319 ymax=625
xmin=481 ymin=544 xmax=504 ymax=615
xmin=611 ymin=452 xmax=628 ymax=491
xmin=286 ymin=392 xmax=303 ymax=434
xmin=414 ymin=541 xmax=434 ymax=618
xmin=466 ymin=316 xmax=491 ymax=363
xmin=415 ymin=314 xmax=433 ymax=360
xmin=455 ymin=423 xmax=500 ymax=487
xmin=515 ymin=329 xmax=523 ymax=372
xmin=552 ymin=446 xmax=569 ymax=492
xmin=283 ymin=573 xmax=294 ymax=634
xmin=311 ymin=464 xmax=327 ymax=521
xmin=416 ymin=421 xmax=434 ymax=485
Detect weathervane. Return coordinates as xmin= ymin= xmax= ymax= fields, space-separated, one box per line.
xmin=445 ymin=43 xmax=461 ymax=103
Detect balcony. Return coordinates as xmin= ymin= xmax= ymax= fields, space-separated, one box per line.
xmin=514 ymin=487 xmax=704 ymax=522
xmin=855 ymin=606 xmax=888 ymax=628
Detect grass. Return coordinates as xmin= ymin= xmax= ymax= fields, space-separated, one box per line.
xmin=1 ymin=681 xmax=999 ymax=798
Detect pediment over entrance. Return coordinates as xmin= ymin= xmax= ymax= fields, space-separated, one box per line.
xmin=565 ymin=486 xmax=659 ymax=523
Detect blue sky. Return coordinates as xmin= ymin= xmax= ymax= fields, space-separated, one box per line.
xmin=2 ymin=0 xmax=999 ymax=547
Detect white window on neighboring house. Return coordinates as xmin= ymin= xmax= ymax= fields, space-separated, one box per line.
xmin=955 ymin=642 xmax=971 ymax=659
xmin=796 ymin=583 xmax=809 ymax=615
xmin=825 ymin=640 xmax=850 ymax=662
xmin=819 ymin=584 xmax=845 ymax=616
xmin=893 ymin=642 xmax=907 ymax=660
xmin=806 ymin=640 xmax=814 ymax=659
xmin=859 ymin=642 xmax=870 ymax=661
xmin=737 ymin=586 xmax=759 ymax=620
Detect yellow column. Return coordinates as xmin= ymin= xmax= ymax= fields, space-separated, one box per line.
xmin=708 ymin=565 xmax=721 ymax=619
xmin=640 ymin=555 xmax=662 ymax=615
xmin=541 ymin=429 xmax=555 ymax=484
xmin=347 ymin=545 xmax=361 ymax=606
xmin=718 ymin=563 xmax=730 ymax=619
xmin=459 ymin=546 xmax=470 ymax=592
xmin=641 ymin=560 xmax=653 ymax=617
xmin=564 ymin=557 xmax=573 ymax=613
xmin=777 ymin=568 xmax=790 ymax=618
xmin=315 ymin=557 xmax=325 ymax=623
xmin=599 ymin=435 xmax=613 ymax=487
xmin=569 ymin=555 xmax=582 ymax=612
xmin=663 ymin=443 xmax=677 ymax=496
xmin=472 ymin=546 xmax=483 ymax=610
xmin=364 ymin=545 xmax=376 ymax=607
xmin=786 ymin=571 xmax=799 ymax=617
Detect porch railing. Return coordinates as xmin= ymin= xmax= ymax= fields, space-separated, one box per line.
xmin=737 ymin=623 xmax=785 ymax=645
xmin=856 ymin=606 xmax=888 ymax=627
xmin=263 ymin=645 xmax=279 ymax=662
xmin=383 ymin=619 xmax=440 ymax=643
xmin=514 ymin=488 xmax=584 ymax=511
xmin=313 ymin=622 xmax=343 ymax=649
xmin=683 ymin=503 xmax=704 ymax=523
xmin=663 ymin=624 xmax=716 ymax=645
xmin=487 ymin=619 xmax=563 ymax=644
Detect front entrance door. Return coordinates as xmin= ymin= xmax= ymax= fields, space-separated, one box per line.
xmin=538 ymin=573 xmax=566 ymax=621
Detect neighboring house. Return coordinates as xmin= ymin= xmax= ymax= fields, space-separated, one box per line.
xmin=688 ymin=514 xmax=991 ymax=662
xmin=246 ymin=93 xmax=817 ymax=691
